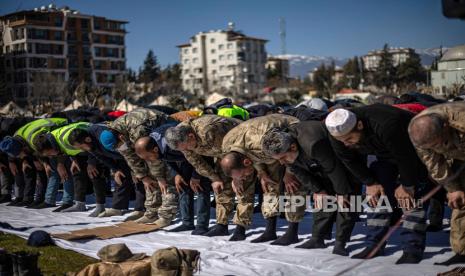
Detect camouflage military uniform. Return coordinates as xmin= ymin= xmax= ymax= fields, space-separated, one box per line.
xmin=413 ymin=103 xmax=465 ymax=255
xmin=109 ymin=108 xmax=178 ymax=222
xmin=222 ymin=114 xmax=305 ymax=223
xmin=178 ymin=115 xmax=241 ymax=225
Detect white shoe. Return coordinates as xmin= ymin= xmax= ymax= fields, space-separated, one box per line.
xmin=124 ymin=210 xmax=145 ymax=221
xmin=135 ymin=215 xmax=159 ymax=224
xmin=98 ymin=208 xmax=123 ymax=218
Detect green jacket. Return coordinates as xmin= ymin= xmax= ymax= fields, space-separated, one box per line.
xmin=50 ymin=122 xmax=90 ymax=156
xmin=14 ymin=118 xmax=68 ymax=151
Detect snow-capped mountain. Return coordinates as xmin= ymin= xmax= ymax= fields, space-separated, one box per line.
xmin=276 ymin=47 xmax=446 ymax=78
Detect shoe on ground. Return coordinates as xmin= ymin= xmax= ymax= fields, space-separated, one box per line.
xmin=0 ymin=194 xmax=12 ymax=204
xmin=395 ymin=252 xmax=423 ymax=264
xmin=61 ymin=201 xmax=87 ymax=212
xmin=169 ymin=224 xmax=195 ymax=232
xmin=135 ymin=215 xmax=159 ymax=224
xmin=26 ymin=200 xmax=43 ymax=209
xmin=203 ymin=224 xmax=229 ymax=237
xmin=31 ymin=202 xmax=56 ymax=209
xmin=88 ymin=204 xmax=106 ymax=217
xmin=123 ymin=210 xmax=145 ymax=221
xmin=7 ymin=198 xmax=23 ymax=206
xmin=332 ymin=241 xmax=349 ymax=256
xmin=98 ymin=208 xmax=123 ymax=218
xmin=435 ymin=254 xmax=465 ymax=266
xmin=52 ymin=203 xmax=73 ymax=212
xmin=191 ymin=227 xmax=208 ymax=235
xmin=351 ymin=246 xmax=384 ymax=259
xmin=229 ymin=225 xmax=246 ymax=241
xmin=295 ymin=238 xmax=326 ymax=249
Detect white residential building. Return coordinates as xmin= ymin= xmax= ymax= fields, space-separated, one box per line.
xmin=177 ymin=23 xmax=268 ymax=97
xmin=362 ymin=47 xmax=415 ymax=71
xmin=431 ymin=44 xmax=465 ymax=95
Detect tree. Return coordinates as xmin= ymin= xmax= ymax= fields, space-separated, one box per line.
xmin=127 ymin=68 xmax=137 ymax=82
xmin=341 ymin=56 xmax=361 ymax=89
xmin=396 ymin=52 xmax=426 ymax=92
xmin=313 ymin=62 xmax=336 ymax=98
xmin=31 ymin=72 xmax=68 ymax=114
xmin=139 ymin=49 xmax=160 ymax=84
xmin=373 ymin=44 xmax=396 ymax=92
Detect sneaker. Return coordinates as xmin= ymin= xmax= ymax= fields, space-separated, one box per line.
xmin=98 ymin=208 xmax=123 ymax=218
xmin=124 ymin=210 xmax=145 ymax=221
xmin=52 ymin=203 xmax=73 ymax=212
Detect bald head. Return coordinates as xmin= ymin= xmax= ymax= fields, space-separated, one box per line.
xmin=408 ymin=114 xmax=446 ymax=147
xmin=220 ymin=152 xmax=249 ymax=177
xmin=135 ymin=136 xmax=159 ymax=161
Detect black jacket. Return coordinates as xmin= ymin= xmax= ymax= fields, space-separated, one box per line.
xmin=330 ymin=104 xmax=424 ymax=187
xmin=288 ymin=120 xmax=355 ymax=194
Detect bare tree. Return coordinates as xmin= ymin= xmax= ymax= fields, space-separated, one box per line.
xmin=30 ymin=71 xmax=68 ymax=115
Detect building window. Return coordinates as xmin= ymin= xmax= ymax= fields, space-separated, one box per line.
xmin=184 ymin=69 xmax=189 ymax=74
xmin=185 ymin=79 xmax=190 ymax=84
xmin=227 ymin=54 xmax=233 ymax=60
xmin=210 ymin=38 xmax=215 ymax=43
xmin=183 ymin=49 xmax=189 ymax=54
xmin=54 ymin=16 xmax=63 ymax=27
xmin=184 ymin=59 xmax=189 ymax=64
xmin=211 ymin=49 xmax=216 ymax=54
xmin=227 ymin=43 xmax=233 ymax=49
xmin=219 ymin=44 xmax=224 ymax=50
xmin=193 ymin=58 xmax=199 ymax=64
xmin=212 ymin=70 xmax=217 ymax=74
xmin=192 ymin=48 xmax=198 ymax=53
xmin=219 ymin=65 xmax=225 ymax=71
xmin=54 ymin=31 xmax=63 ymax=41
xmin=211 ymin=59 xmax=216 ymax=64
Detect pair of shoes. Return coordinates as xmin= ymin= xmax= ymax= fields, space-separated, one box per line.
xmin=124 ymin=210 xmax=145 ymax=221
xmin=88 ymin=204 xmax=106 ymax=217
xmin=30 ymin=202 xmax=56 ymax=209
xmin=169 ymin=224 xmax=195 ymax=232
xmin=52 ymin=203 xmax=73 ymax=212
xmin=98 ymin=208 xmax=123 ymax=218
xmin=191 ymin=227 xmax=208 ymax=235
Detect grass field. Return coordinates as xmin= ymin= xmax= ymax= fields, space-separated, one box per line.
xmin=0 ymin=232 xmax=97 ymax=275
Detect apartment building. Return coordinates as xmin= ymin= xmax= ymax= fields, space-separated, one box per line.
xmin=362 ymin=47 xmax=415 ymax=71
xmin=0 ymin=4 xmax=127 ymax=106
xmin=177 ymin=23 xmax=268 ymax=97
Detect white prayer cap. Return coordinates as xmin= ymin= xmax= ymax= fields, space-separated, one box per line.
xmin=296 ymin=98 xmax=328 ymax=111
xmin=325 ymin=109 xmax=357 ymax=137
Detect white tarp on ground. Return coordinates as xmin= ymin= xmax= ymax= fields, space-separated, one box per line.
xmin=63 ymin=100 xmax=83 ymax=111
xmin=0 ymin=203 xmax=455 ymax=276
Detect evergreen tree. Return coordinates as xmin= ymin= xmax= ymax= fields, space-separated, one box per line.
xmin=127 ymin=68 xmax=137 ymax=82
xmin=373 ymin=44 xmax=396 ymax=91
xmin=139 ymin=49 xmax=160 ymax=83
xmin=396 ymin=52 xmax=426 ymax=90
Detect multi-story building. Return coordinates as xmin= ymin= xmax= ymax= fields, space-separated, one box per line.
xmin=0 ymin=4 xmax=127 ymax=106
xmin=431 ymin=44 xmax=465 ymax=96
xmin=266 ymin=57 xmax=290 ymax=79
xmin=362 ymin=47 xmax=415 ymax=71
xmin=177 ymin=23 xmax=268 ymax=97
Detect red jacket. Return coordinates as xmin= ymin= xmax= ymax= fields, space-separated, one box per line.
xmin=393 ymin=103 xmax=427 ymax=114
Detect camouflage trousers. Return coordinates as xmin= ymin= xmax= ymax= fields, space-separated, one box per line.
xmin=214 ymin=161 xmax=235 ymax=225
xmin=144 ymin=176 xmax=178 ymax=222
xmin=242 ymin=161 xmax=308 ymax=223
xmin=451 ymin=206 xmax=465 ymax=255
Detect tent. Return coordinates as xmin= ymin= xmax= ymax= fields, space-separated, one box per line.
xmin=63 ymin=99 xmax=83 ymax=111
xmin=116 ymin=99 xmax=139 ymax=112
xmin=206 ymin=92 xmax=231 ymax=106
xmin=149 ymin=95 xmax=170 ymax=106
xmin=0 ymin=101 xmax=26 ymax=115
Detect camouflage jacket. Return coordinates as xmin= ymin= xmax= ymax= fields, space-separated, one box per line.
xmin=109 ymin=108 xmax=172 ymax=179
xmin=414 ymin=102 xmax=465 ymax=192
xmin=222 ymin=114 xmax=299 ymax=174
xmin=180 ymin=115 xmax=241 ymax=181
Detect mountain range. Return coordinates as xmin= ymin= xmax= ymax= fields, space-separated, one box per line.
xmin=275 ymin=47 xmax=446 ymax=78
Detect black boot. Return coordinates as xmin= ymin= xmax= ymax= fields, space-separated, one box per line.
xmin=0 ymin=249 xmax=13 ymax=275
xmin=271 ymin=222 xmax=299 ymax=246
xmin=26 ymin=200 xmax=44 ymax=209
xmin=31 ymin=202 xmax=56 ymax=209
xmin=52 ymin=203 xmax=73 ymax=212
xmin=13 ymin=251 xmax=42 ymax=276
xmin=229 ymin=225 xmax=246 ymax=241
xmin=296 ymin=237 xmax=326 ymax=249
xmin=0 ymin=194 xmax=12 ymax=204
xmin=7 ymin=198 xmax=23 ymax=206
xmin=351 ymin=245 xmax=385 ymax=259
xmin=332 ymin=241 xmax=349 ymax=256
xmin=16 ymin=199 xmax=33 ymax=207
xmin=203 ymin=224 xmax=229 ymax=237
xmin=435 ymin=254 xmax=465 ymax=266
xmin=395 ymin=252 xmax=423 ymax=264
xmin=169 ymin=224 xmax=195 ymax=232
xmin=251 ymin=216 xmax=277 ymax=243
xmin=191 ymin=226 xmax=209 ymax=236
